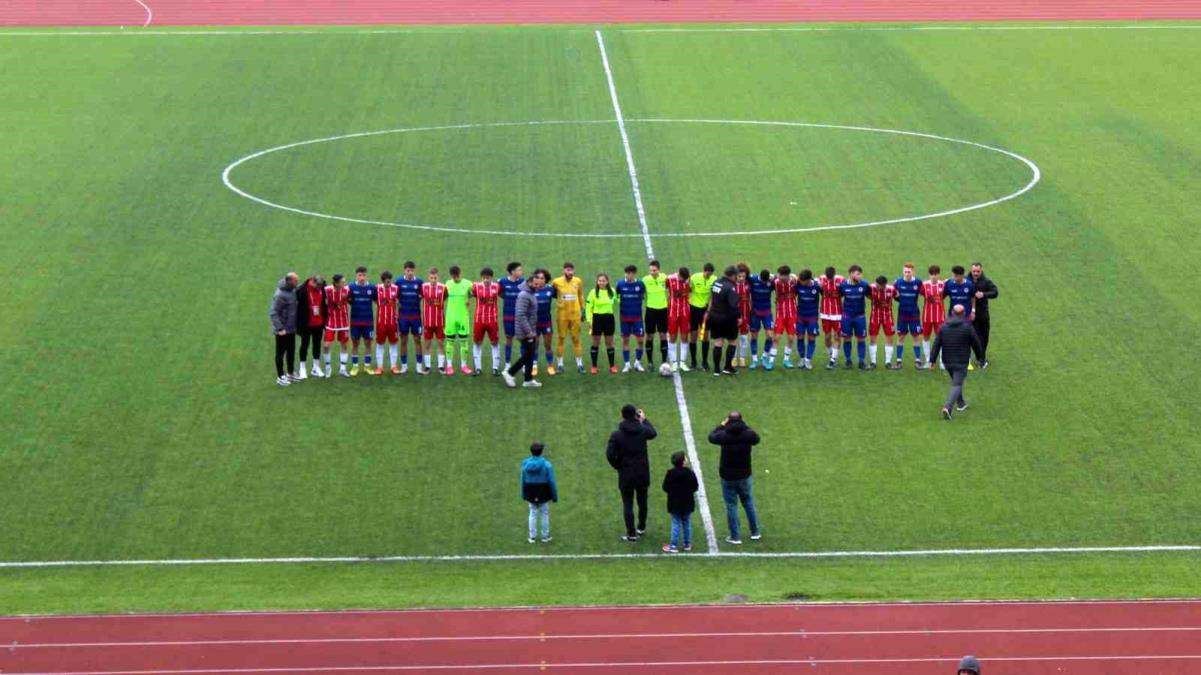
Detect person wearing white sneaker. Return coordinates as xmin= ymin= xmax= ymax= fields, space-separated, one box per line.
xmin=709 ymin=411 xmax=763 ymax=544
xmin=505 ymin=269 xmax=548 ymax=389
xmin=269 ymin=272 xmax=299 ymax=387
xmin=295 ymin=274 xmax=326 ymax=380
xmin=521 ymin=442 xmax=558 ymax=544
xmin=615 ymin=264 xmax=647 ymax=373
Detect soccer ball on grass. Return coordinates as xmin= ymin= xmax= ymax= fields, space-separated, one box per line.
xmin=659 ymin=363 xmax=674 ymax=378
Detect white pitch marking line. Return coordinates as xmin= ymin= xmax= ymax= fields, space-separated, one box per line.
xmin=16 ymin=627 xmax=1201 ymax=649
xmin=595 ymin=29 xmax=719 ymax=556
xmin=622 ymin=23 xmax=1201 ymax=33
xmin=0 ymin=29 xmax=466 ymax=36
xmin=132 ymin=0 xmax=152 ymax=26
xmin=3 ymin=545 xmax=1200 ymax=568
xmin=220 ymin=118 xmax=1039 ymax=238
xmin=18 ymin=655 xmax=1201 ymax=674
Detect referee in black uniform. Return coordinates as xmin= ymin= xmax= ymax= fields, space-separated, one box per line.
xmin=707 ymin=266 xmax=742 ymax=375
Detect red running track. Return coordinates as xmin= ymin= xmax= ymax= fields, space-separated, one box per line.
xmin=3 ymin=600 xmax=1201 ymax=673
xmin=3 ymin=0 xmax=1201 ymax=26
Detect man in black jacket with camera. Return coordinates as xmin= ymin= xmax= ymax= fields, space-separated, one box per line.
xmin=930 ymin=305 xmax=985 ymax=421
xmin=708 ymin=410 xmax=761 ymax=545
xmin=606 ymin=404 xmax=658 ymax=541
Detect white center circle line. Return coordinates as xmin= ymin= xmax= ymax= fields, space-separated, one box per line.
xmin=220 ymin=119 xmax=1040 ymax=238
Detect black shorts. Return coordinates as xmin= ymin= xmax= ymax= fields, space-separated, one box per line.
xmin=689 ymin=305 xmax=707 ymax=331
xmin=708 ymin=317 xmax=738 ymax=340
xmin=644 ymin=307 xmax=668 ymax=334
xmin=591 ymin=314 xmax=616 ymax=336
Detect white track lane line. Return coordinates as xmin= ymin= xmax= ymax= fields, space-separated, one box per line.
xmin=622 ymin=23 xmax=1201 ymax=33
xmin=594 ymin=29 xmax=719 ymax=555
xmin=18 ymin=655 xmax=1201 ymax=673
xmin=14 ymin=627 xmax=1201 ymax=649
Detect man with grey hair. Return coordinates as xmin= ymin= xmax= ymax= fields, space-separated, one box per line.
xmin=270 ymin=272 xmax=300 ymax=386
xmin=957 ymin=655 xmax=981 ymax=674
xmin=930 ymin=304 xmax=984 ymax=420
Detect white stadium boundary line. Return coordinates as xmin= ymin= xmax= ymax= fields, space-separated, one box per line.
xmin=132 ymin=0 xmax=153 ymax=26
xmin=221 ymin=119 xmax=1039 ymax=237
xmin=2 ymin=545 xmax=1199 ymax=569
xmin=0 ymin=29 xmax=467 ymax=36
xmin=595 ymin=29 xmax=720 ymax=555
xmin=21 ymin=655 xmax=1201 ymax=673
xmin=622 ymin=23 xmax=1201 ymax=33
xmin=16 ymin=627 xmax=1201 ymax=649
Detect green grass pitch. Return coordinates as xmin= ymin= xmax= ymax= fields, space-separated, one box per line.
xmin=1 ymin=23 xmax=1200 ymax=613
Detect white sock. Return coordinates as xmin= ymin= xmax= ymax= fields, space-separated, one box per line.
xmin=437 ymin=353 xmax=446 ymax=368
xmin=339 ymin=352 xmax=348 ymax=368
xmin=323 ymin=352 xmax=331 ymax=368
xmin=738 ymin=335 xmax=749 ymax=357
xmin=375 ymin=345 xmax=384 ymax=367
xmin=423 ymin=354 xmax=432 ymax=369
xmin=491 ymin=345 xmax=500 ymax=369
xmin=389 ymin=344 xmax=398 ymax=367
xmin=575 ymin=357 xmax=583 ymax=367
xmin=668 ymin=342 xmax=678 ymax=363
xmin=885 ymin=344 xmax=894 ymax=364
xmin=783 ymin=346 xmax=792 ymax=359
xmin=922 ymin=340 xmax=931 ymax=360
xmin=870 ymin=344 xmax=878 ymax=364
xmin=473 ymin=344 xmax=482 ymax=370
xmin=557 ymin=357 xmax=564 ymax=368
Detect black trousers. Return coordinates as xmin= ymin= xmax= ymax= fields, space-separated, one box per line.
xmin=620 ymin=485 xmax=649 ymax=536
xmin=975 ymin=314 xmax=991 ymax=359
xmin=507 ymin=337 xmax=537 ymax=381
xmin=274 ymin=333 xmax=296 ymax=377
xmin=298 ymin=325 xmax=323 ymax=361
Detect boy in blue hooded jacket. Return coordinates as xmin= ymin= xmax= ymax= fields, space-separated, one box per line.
xmin=521 ymin=442 xmax=558 ymax=543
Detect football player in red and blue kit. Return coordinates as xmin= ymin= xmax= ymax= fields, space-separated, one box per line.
xmin=893 ymin=263 xmax=924 ymax=369
xmin=498 ymin=262 xmax=525 ymax=370
xmin=837 ymin=265 xmax=872 ymax=369
xmin=616 ymin=265 xmax=647 ymax=372
xmin=396 ymin=262 xmax=424 ymax=374
xmin=795 ymin=269 xmax=822 ymax=370
xmin=747 ymin=269 xmax=775 ymax=369
xmin=348 ymin=265 xmax=378 ymax=376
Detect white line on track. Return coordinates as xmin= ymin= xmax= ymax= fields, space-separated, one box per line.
xmin=594 ymin=29 xmax=719 ymax=555
xmin=15 ymin=627 xmax=1201 ymax=649
xmin=2 ymin=545 xmax=1199 ymax=568
xmin=0 ymin=29 xmax=465 ymax=36
xmin=18 ymin=655 xmax=1201 ymax=673
xmin=622 ymin=23 xmax=1201 ymax=33
xmin=132 ymin=0 xmax=153 ymax=26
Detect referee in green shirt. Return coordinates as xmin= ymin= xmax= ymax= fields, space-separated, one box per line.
xmin=642 ymin=260 xmax=669 ymax=366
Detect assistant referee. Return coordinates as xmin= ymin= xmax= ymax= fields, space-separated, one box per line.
xmin=642 ymin=260 xmax=669 ymax=366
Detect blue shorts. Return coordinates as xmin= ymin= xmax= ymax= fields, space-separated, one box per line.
xmin=621 ymin=320 xmax=644 ymax=337
xmin=840 ymin=315 xmax=867 ymax=338
xmin=503 ymin=317 xmax=516 ymax=337
xmin=537 ymin=322 xmax=553 ymax=336
xmin=897 ymin=318 xmax=923 ymax=335
xmin=350 ymin=325 xmax=374 ymax=341
xmin=749 ymin=313 xmax=773 ymax=333
xmin=398 ymin=318 xmax=422 ymax=336
xmin=796 ymin=317 xmax=820 ymax=336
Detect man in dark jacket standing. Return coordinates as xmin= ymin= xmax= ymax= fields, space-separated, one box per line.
xmin=269 ymin=272 xmax=299 ymax=386
xmin=969 ymin=263 xmax=998 ymax=368
xmin=930 ymin=305 xmax=985 ymax=420
xmin=607 ymin=404 xmax=658 ymax=541
xmin=708 ymin=411 xmax=761 ymax=544
xmin=707 ymin=265 xmax=742 ymax=375
xmin=503 ymin=269 xmax=548 ymax=389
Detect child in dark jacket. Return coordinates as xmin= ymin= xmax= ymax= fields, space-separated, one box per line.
xmin=521 ymin=442 xmax=558 ymax=543
xmin=661 ymin=451 xmax=699 ymax=553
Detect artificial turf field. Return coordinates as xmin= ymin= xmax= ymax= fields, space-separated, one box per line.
xmin=1 ymin=22 xmax=1200 ymax=614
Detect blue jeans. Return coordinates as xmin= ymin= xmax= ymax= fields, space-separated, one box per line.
xmin=670 ymin=512 xmax=692 ymax=549
xmin=721 ymin=478 xmax=760 ymax=540
xmin=528 ymin=502 xmax=550 ymax=539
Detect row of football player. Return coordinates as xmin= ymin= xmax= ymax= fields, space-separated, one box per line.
xmin=280 ymin=259 xmax=996 ymax=381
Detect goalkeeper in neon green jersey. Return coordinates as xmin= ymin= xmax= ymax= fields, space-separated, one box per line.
xmin=444 ymin=265 xmax=474 ymax=375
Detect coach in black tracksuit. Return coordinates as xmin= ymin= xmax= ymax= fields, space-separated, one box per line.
xmin=606 ymin=404 xmax=658 ymax=540
xmin=930 ymin=305 xmax=985 ymax=420
xmin=707 ymin=265 xmax=742 ymax=374
xmin=969 ymin=263 xmax=999 ymax=367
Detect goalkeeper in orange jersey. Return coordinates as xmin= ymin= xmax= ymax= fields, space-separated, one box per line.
xmin=551 ymin=262 xmax=587 ymax=374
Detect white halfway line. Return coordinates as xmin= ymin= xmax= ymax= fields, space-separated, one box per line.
xmin=595 ymin=29 xmax=719 ymax=556
xmin=2 ymin=546 xmax=1199 ymax=568
xmin=133 ymin=0 xmax=153 ymax=27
